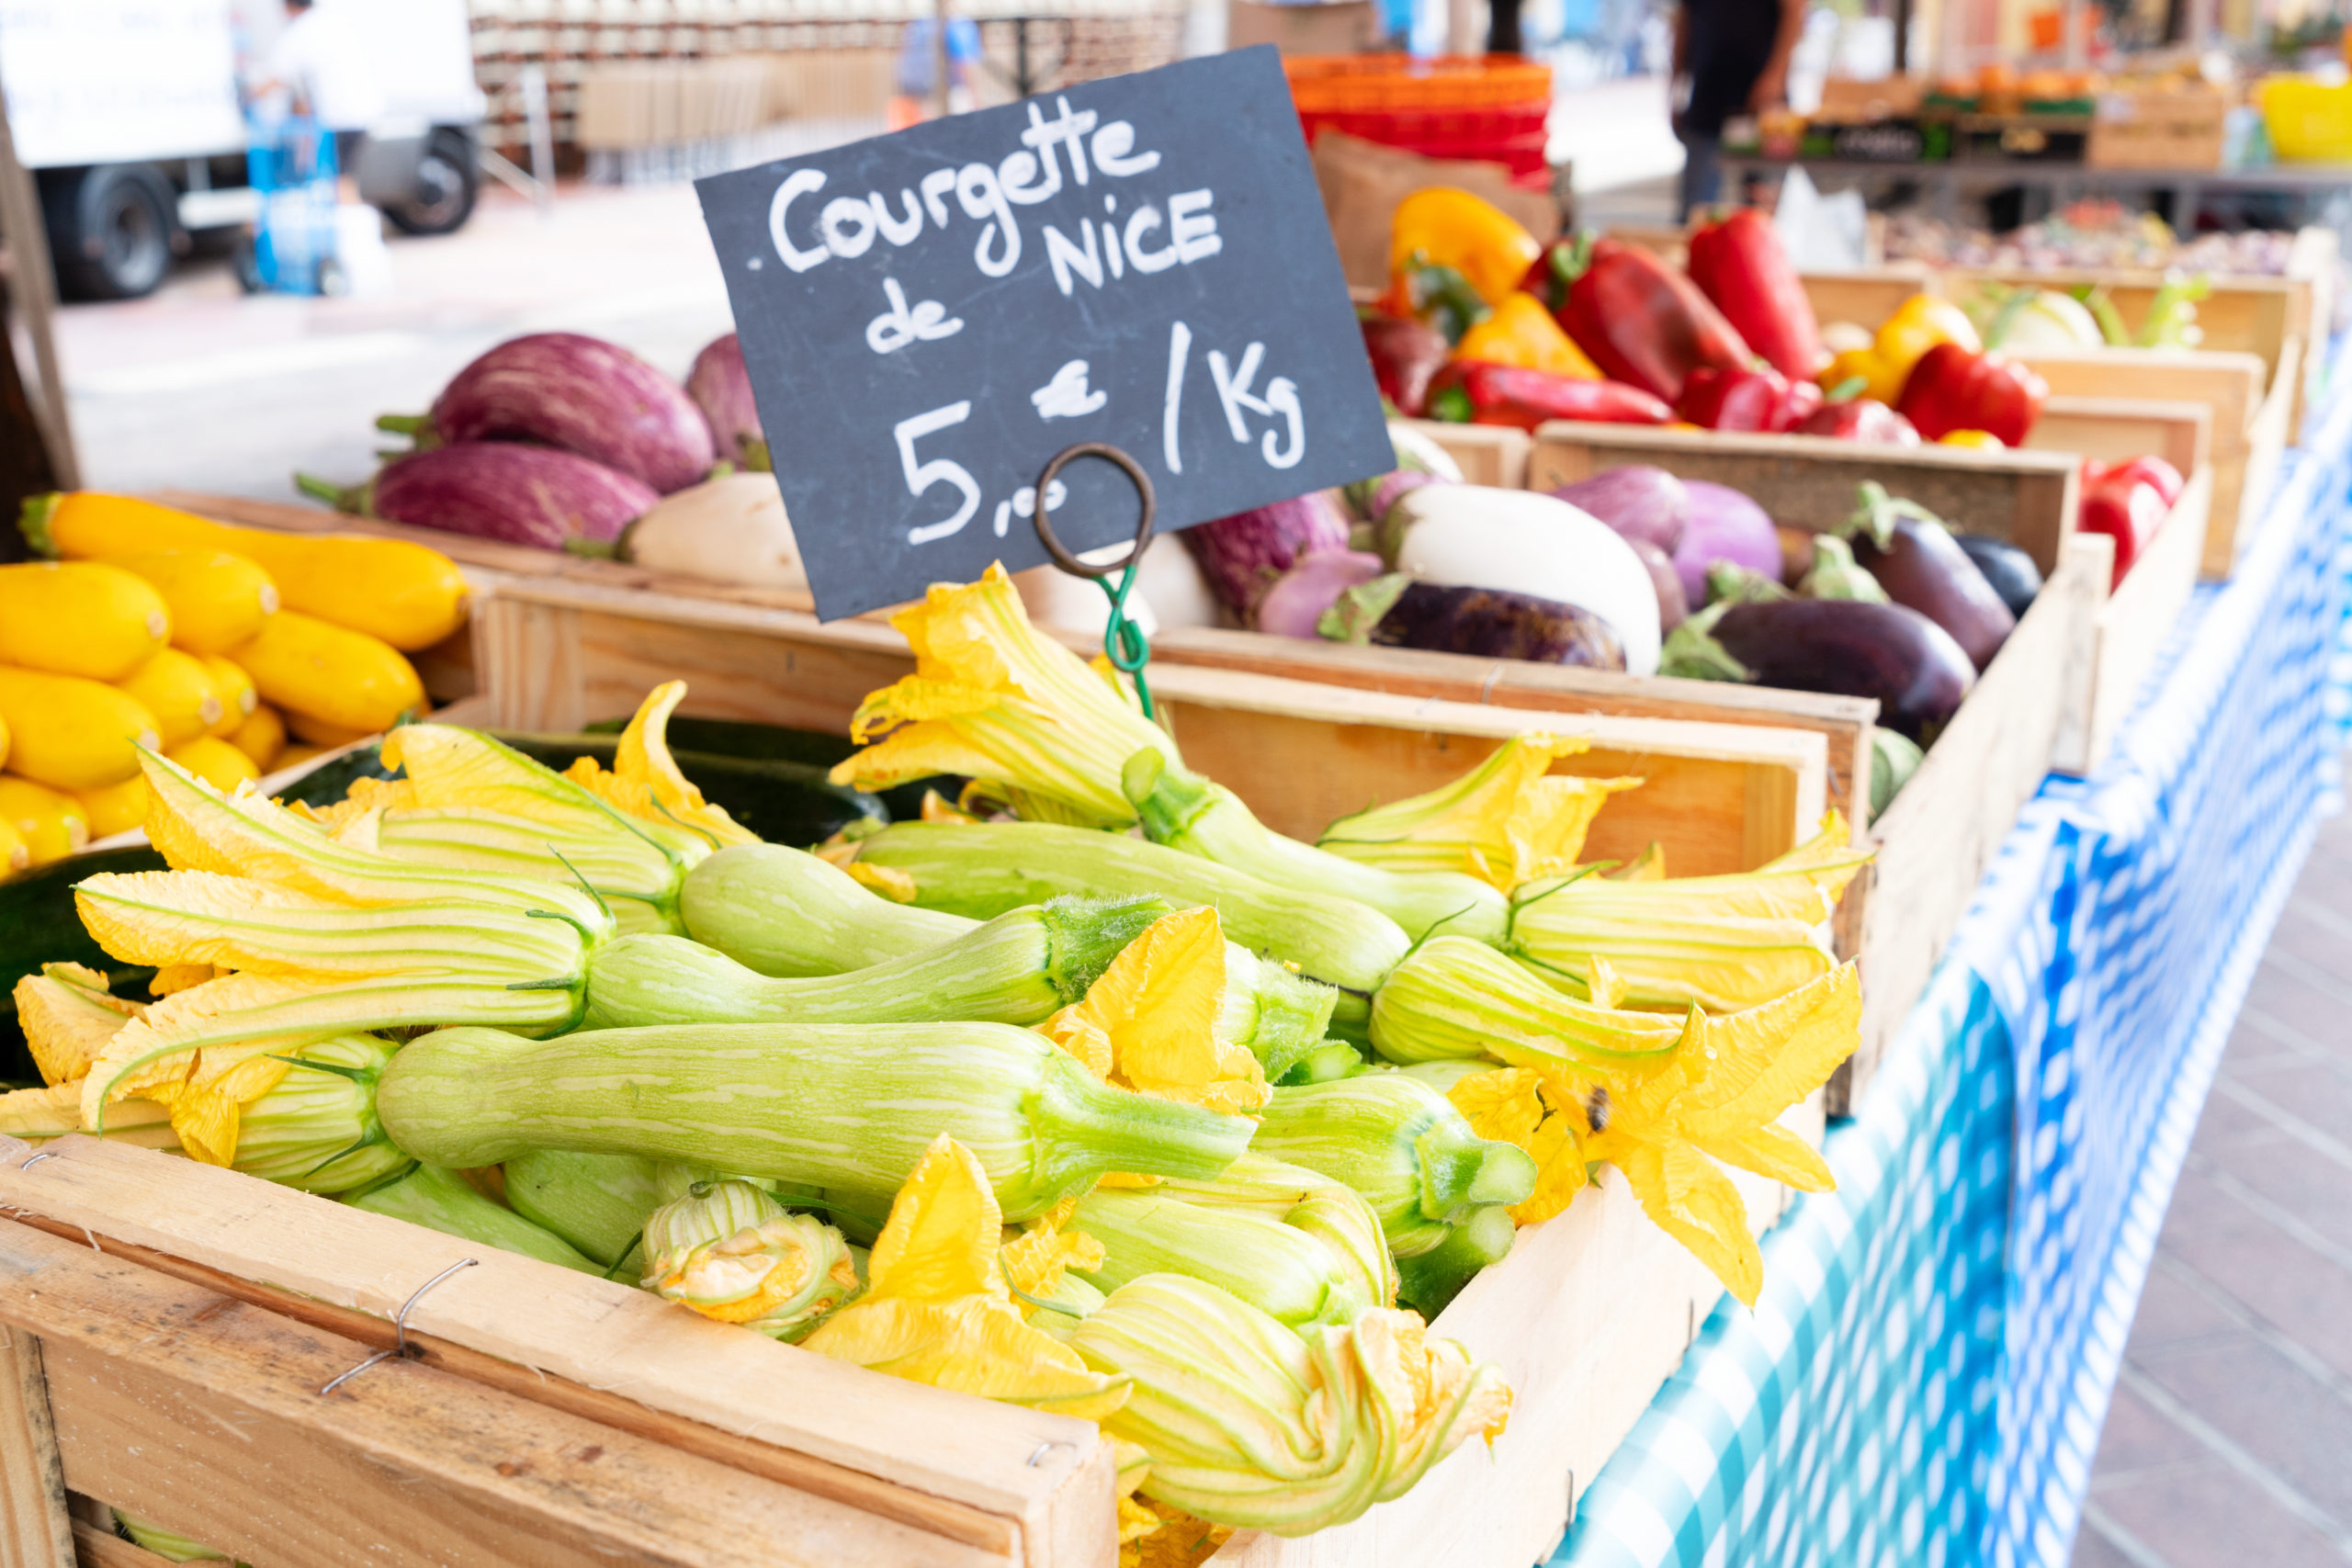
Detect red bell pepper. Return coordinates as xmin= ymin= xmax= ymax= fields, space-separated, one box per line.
xmin=1675 ymin=365 xmax=1823 ymax=433
xmin=1894 ymin=343 xmax=2049 ymax=446
xmin=1792 ymin=397 xmax=1921 ymax=445
xmin=1685 ymin=209 xmax=1825 ymax=381
xmin=1360 ymin=313 xmax=1452 ymax=418
xmin=2095 ymin=455 xmax=2186 ymax=508
xmin=2078 ymin=458 xmax=2174 ymax=589
xmin=1522 ymin=236 xmax=1751 ymax=405
xmin=1425 ymin=361 xmax=1672 ymax=433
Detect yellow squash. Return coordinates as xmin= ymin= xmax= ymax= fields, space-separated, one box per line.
xmin=0 ymin=817 xmax=24 ymax=874
xmin=227 ymin=611 xmax=423 ymax=735
xmin=0 ymin=667 xmax=161 ymax=791
xmin=115 ymin=649 xmax=225 ymax=747
xmin=283 ymin=708 xmax=376 ymax=750
xmin=110 ymin=550 xmax=280 ymax=656
xmin=226 ymin=704 xmax=286 ymax=772
xmin=25 ymin=492 xmax=469 ymax=651
xmin=164 ymin=735 xmax=262 ymax=793
xmin=75 ymin=773 xmax=151 ymax=838
xmin=0 ymin=560 xmax=171 ymax=681
xmin=198 ymin=655 xmax=257 ymax=737
xmin=0 ymin=776 xmax=90 ymax=865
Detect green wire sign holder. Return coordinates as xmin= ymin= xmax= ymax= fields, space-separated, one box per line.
xmin=1031 ymin=441 xmax=1158 ymax=720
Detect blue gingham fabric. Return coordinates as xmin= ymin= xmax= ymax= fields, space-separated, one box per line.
xmin=1555 ymin=345 xmax=2352 ymax=1568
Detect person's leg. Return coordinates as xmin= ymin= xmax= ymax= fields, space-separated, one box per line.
xmin=1677 ymin=130 xmax=1721 ymax=220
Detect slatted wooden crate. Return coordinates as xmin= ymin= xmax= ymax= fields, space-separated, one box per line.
xmin=0 ymin=1131 xmax=1808 ymax=1568
xmin=0 ymin=604 xmax=1837 ymax=1568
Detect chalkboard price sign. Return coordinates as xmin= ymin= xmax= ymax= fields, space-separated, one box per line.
xmin=697 ymin=46 xmax=1392 ymax=622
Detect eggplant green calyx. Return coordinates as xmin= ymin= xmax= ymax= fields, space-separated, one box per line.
xmin=1317 ymin=573 xmax=1410 ymax=645
xmin=1657 ymin=601 xmax=1750 ymax=682
xmin=1800 ymin=535 xmax=1889 ymax=604
xmin=1837 ymin=480 xmax=1947 ymax=552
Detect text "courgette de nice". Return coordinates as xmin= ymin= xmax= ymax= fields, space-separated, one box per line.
xmin=765 ymin=96 xmax=1219 ymax=298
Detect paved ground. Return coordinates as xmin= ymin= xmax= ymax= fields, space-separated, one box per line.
xmin=57 ymin=182 xmax=736 ymax=503
xmin=2071 ymin=806 xmax=2352 ymax=1567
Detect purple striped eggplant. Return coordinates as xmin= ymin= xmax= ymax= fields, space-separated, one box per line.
xmin=405 ymin=333 xmax=717 ymax=493
xmin=1181 ymin=491 xmax=1354 ymax=615
xmin=685 ymin=333 xmax=768 ymax=471
xmin=300 ymin=443 xmax=659 ymax=550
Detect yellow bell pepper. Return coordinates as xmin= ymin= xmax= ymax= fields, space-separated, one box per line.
xmin=1452 ymin=294 xmax=1600 ymax=379
xmin=1818 ymin=295 xmax=1981 ymax=405
xmin=1938 ymin=429 xmax=2006 ymax=449
xmin=1388 ymin=187 xmax=1542 ymax=311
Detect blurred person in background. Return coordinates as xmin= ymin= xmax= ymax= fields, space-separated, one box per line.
xmin=249 ymin=0 xmax=385 ymax=194
xmin=1671 ymin=0 xmax=1803 ymax=218
xmin=889 ymin=15 xmax=982 ymax=128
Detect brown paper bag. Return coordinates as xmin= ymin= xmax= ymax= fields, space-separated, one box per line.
xmin=1309 ymin=130 xmax=1561 ymax=295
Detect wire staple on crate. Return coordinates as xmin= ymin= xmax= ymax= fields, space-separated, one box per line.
xmin=321 ymin=1257 xmax=481 ymax=1396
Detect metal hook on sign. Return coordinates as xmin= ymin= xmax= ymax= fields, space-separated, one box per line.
xmin=1032 ymin=441 xmax=1158 ymax=719
xmin=321 ymin=1257 xmax=479 ymax=1395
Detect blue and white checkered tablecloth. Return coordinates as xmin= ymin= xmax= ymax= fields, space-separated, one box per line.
xmin=1554 ymin=348 xmax=2352 ymax=1568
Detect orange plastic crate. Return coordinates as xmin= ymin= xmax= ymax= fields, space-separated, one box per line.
xmin=1283 ymin=53 xmax=1552 ymax=114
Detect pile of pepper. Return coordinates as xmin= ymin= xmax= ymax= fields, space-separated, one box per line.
xmin=1361 ymin=191 xmax=2056 ymax=452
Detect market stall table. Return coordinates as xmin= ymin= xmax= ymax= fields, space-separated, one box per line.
xmin=1719 ymin=156 xmax=2352 ymax=231
xmin=1550 ymin=341 xmax=2352 ymax=1568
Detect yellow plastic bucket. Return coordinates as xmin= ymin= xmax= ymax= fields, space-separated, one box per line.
xmin=2259 ymin=75 xmax=2352 ymax=162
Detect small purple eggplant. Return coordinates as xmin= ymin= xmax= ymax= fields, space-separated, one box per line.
xmin=686 ymin=333 xmax=767 ymax=470
xmin=1549 ymin=466 xmax=1690 ymax=555
xmin=398 ymin=333 xmax=717 ymax=494
xmin=1711 ymin=598 xmax=1973 ymax=741
xmin=1837 ymin=482 xmax=2015 ymax=672
xmin=1325 ymin=575 xmax=1626 ymax=669
xmin=1181 ymin=491 xmax=1354 ymax=615
xmin=300 ymin=443 xmax=658 ymax=550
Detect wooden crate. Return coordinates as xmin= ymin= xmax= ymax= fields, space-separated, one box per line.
xmin=2011 ymin=344 xmax=2281 ymax=580
xmin=0 ymin=644 xmax=1830 ymax=1568
xmin=474 ymin=576 xmax=1828 ymax=872
xmin=2025 ymin=397 xmax=2214 ymax=774
xmin=1520 ymin=424 xmax=2105 ymax=1112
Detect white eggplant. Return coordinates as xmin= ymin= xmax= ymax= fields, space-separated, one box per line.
xmin=1012 ymin=536 xmax=1219 ymax=637
xmin=611 ymin=472 xmax=803 ymax=588
xmin=1378 ymin=485 xmax=1663 ymax=675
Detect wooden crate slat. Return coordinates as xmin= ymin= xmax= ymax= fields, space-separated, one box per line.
xmin=73 ymin=1518 xmax=176 ymax=1568
xmin=1525 ymin=423 xmax=2082 ymax=574
xmin=471 ymin=576 xmax=1831 ymax=874
xmin=0 ymin=1328 xmax=73 ymax=1568
xmin=0 ymin=1136 xmax=1109 ymax=1567
xmin=0 ymin=1216 xmax=1011 ymax=1568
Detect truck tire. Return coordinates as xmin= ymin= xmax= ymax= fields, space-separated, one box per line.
xmin=381 ymin=127 xmax=479 ymax=237
xmin=40 ymin=164 xmax=178 ymax=300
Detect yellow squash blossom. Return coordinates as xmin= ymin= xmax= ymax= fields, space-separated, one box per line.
xmin=1042 ymin=906 xmax=1270 ymax=1116
xmin=1445 ymin=1066 xmax=1595 ymax=1225
xmin=642 ymin=1179 xmax=859 ymax=1341
xmin=1509 ymin=812 xmax=1871 ymax=1012
xmin=1579 ymin=963 xmax=1860 ymax=1304
xmin=560 ymin=681 xmax=759 ymax=847
xmin=1001 ymin=1191 xmax=1108 ymax=1301
xmin=828 ymin=564 xmax=1180 ymax=829
xmin=12 ymin=962 xmax=139 ymax=1087
xmin=1070 ymin=1273 xmax=1510 ymax=1534
xmin=801 ymin=1134 xmax=1131 ymax=1419
xmin=1317 ymin=734 xmax=1641 ymax=891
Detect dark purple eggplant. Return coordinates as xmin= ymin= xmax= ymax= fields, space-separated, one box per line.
xmin=1631 ymin=540 xmax=1688 ymax=631
xmin=302 ymin=443 xmax=658 ymax=550
xmin=1713 ymin=598 xmax=1973 ymax=741
xmin=1366 ymin=580 xmax=1626 ymax=668
xmin=1181 ymin=491 xmax=1354 ymax=615
xmin=1838 ymin=483 xmax=2015 ymax=671
xmin=1548 ymin=466 xmax=1689 ymax=555
xmin=685 ymin=333 xmax=766 ymax=470
xmin=1953 ymin=533 xmax=2041 ymax=617
xmin=409 ymin=333 xmax=717 ymax=494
